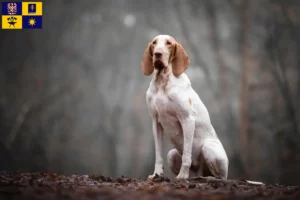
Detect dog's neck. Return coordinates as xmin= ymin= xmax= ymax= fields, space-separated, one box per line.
xmin=152 ymin=64 xmax=173 ymax=92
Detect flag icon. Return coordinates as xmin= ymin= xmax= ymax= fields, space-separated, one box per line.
xmin=2 ymin=15 xmax=22 ymax=29
xmin=1 ymin=2 xmax=43 ymax=30
xmin=22 ymin=16 xmax=42 ymax=29
xmin=28 ymin=4 xmax=36 ymax=14
xmin=7 ymin=16 xmax=17 ymax=27
xmin=22 ymin=2 xmax=42 ymax=16
xmin=2 ymin=2 xmax=22 ymax=15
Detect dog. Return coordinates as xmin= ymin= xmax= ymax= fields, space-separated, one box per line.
xmin=141 ymin=35 xmax=229 ymax=179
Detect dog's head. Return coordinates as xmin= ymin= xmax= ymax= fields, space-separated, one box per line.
xmin=141 ymin=35 xmax=190 ymax=77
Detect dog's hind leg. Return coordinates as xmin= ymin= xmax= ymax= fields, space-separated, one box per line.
xmin=201 ymin=140 xmax=229 ymax=179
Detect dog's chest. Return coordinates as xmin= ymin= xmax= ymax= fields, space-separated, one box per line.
xmin=148 ymin=91 xmax=183 ymax=149
xmin=149 ymin=91 xmax=181 ymax=132
xmin=150 ymin=91 xmax=170 ymax=114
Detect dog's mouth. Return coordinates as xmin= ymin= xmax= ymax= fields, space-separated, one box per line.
xmin=154 ymin=60 xmax=166 ymax=70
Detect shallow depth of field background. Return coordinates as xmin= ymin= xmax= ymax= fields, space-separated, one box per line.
xmin=0 ymin=0 xmax=300 ymax=185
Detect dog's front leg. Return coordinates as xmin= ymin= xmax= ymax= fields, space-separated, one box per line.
xmin=148 ymin=120 xmax=164 ymax=179
xmin=176 ymin=117 xmax=195 ymax=179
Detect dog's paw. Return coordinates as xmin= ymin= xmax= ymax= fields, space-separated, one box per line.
xmin=176 ymin=173 xmax=189 ymax=179
xmin=148 ymin=173 xmax=163 ymax=180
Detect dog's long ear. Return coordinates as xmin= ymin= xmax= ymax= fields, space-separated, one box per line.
xmin=172 ymin=42 xmax=190 ymax=77
xmin=141 ymin=43 xmax=154 ymax=76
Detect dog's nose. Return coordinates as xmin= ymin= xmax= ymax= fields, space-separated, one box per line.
xmin=154 ymin=52 xmax=162 ymax=58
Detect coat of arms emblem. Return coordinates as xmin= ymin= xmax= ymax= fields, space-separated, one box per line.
xmin=7 ymin=3 xmax=17 ymax=15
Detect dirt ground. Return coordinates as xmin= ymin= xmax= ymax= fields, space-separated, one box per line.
xmin=0 ymin=171 xmax=299 ymax=200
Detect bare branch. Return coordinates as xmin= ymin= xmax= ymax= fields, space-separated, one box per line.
xmin=5 ymin=83 xmax=76 ymax=149
xmin=5 ymin=103 xmax=32 ymax=149
xmin=239 ymin=0 xmax=250 ymax=178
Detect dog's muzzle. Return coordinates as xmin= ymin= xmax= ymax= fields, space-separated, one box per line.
xmin=154 ymin=59 xmax=165 ymax=70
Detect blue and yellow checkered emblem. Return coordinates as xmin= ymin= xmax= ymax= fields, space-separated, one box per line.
xmin=1 ymin=2 xmax=43 ymax=29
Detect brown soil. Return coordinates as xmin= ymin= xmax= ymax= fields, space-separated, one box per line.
xmin=0 ymin=171 xmax=299 ymax=200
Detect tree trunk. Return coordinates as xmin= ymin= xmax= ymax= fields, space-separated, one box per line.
xmin=239 ymin=0 xmax=250 ymax=177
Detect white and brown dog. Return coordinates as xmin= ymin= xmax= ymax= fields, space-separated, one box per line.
xmin=141 ymin=35 xmax=229 ymax=179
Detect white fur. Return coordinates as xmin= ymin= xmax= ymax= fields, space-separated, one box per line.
xmin=145 ymin=35 xmax=229 ymax=180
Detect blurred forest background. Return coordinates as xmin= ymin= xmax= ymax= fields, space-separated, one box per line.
xmin=0 ymin=0 xmax=300 ymax=185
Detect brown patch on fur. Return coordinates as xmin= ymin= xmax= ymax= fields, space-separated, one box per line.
xmin=169 ymin=42 xmax=176 ymax=63
xmin=141 ymin=43 xmax=154 ymax=76
xmin=154 ymin=67 xmax=171 ymax=92
xmin=163 ymin=72 xmax=170 ymax=93
xmin=188 ymin=98 xmax=192 ymax=105
xmin=172 ymin=43 xmax=190 ymax=76
xmin=155 ymin=68 xmax=162 ymax=81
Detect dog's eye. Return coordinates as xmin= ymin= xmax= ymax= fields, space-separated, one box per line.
xmin=166 ymin=41 xmax=171 ymax=45
xmin=152 ymin=40 xmax=157 ymax=45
